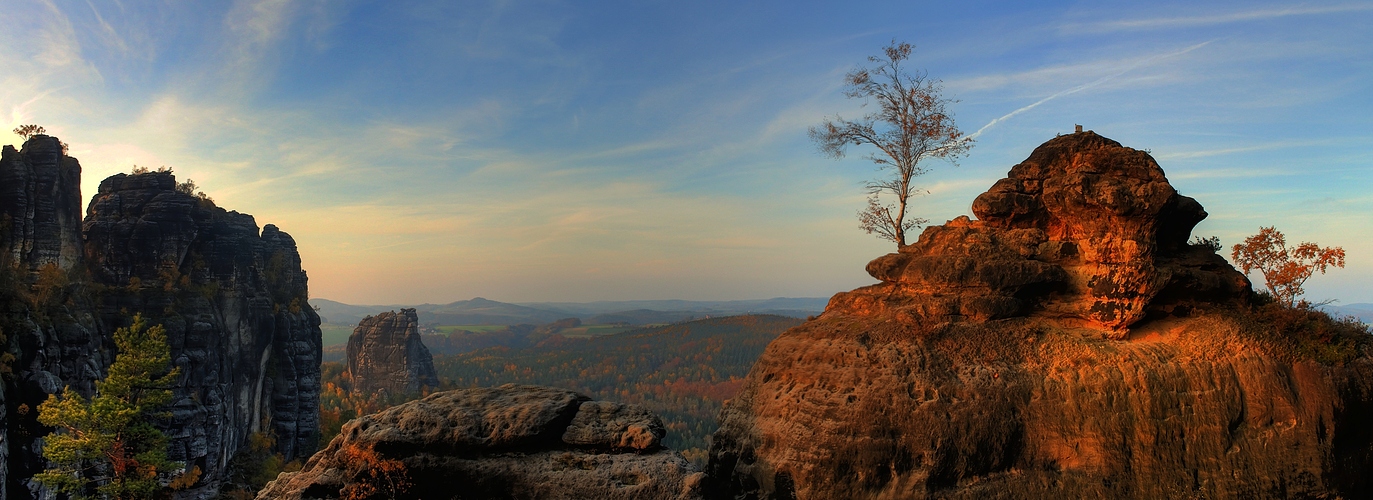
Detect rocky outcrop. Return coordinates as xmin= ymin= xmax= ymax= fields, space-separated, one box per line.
xmin=346 ymin=309 xmax=439 ymax=395
xmin=257 ymin=384 xmax=704 ymax=500
xmin=0 ymin=134 xmax=322 ymax=498
xmin=82 ymin=171 xmax=323 ymax=483
xmin=830 ymin=131 xmax=1250 ymax=336
xmin=706 ymin=131 xmax=1373 ymax=499
xmin=0 ymin=135 xmax=83 ymax=275
xmin=0 ymin=135 xmax=103 ymax=500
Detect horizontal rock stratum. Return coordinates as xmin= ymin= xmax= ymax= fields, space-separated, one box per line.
xmin=258 ymin=384 xmax=704 ymax=499
xmin=705 ymin=132 xmax=1373 ymax=499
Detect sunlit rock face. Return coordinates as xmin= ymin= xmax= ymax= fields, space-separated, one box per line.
xmin=705 ymin=132 xmax=1373 ymax=499
xmin=827 ymin=131 xmax=1250 ymax=336
xmin=0 ymin=135 xmax=322 ymax=498
xmin=345 ymin=308 xmax=440 ymax=395
xmin=258 ymin=384 xmax=704 ymax=500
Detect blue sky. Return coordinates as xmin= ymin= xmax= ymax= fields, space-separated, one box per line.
xmin=2 ymin=0 xmax=1370 ymax=305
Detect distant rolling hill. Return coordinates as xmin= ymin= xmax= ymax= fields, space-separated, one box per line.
xmin=310 ymin=296 xmax=829 ymax=328
xmin=519 ymin=297 xmax=830 ymax=316
xmin=1325 ymin=303 xmax=1373 ymax=323
xmin=310 ymin=297 xmax=572 ymax=327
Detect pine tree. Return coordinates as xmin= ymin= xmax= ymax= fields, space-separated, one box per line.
xmin=36 ymin=314 xmax=182 ymax=499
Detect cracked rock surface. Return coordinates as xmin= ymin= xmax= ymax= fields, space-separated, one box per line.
xmin=258 ymin=384 xmax=702 ymax=500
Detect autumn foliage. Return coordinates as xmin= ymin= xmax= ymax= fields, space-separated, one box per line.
xmin=339 ymin=445 xmax=411 ymax=500
xmin=1231 ymin=227 xmax=1345 ymax=307
xmin=316 ymin=315 xmax=798 ymax=469
xmin=36 ymin=314 xmax=187 ymax=499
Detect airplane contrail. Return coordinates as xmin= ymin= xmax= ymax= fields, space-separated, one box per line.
xmin=965 ymin=40 xmax=1215 ymax=140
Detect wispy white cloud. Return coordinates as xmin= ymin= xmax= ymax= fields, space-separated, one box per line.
xmin=965 ymin=41 xmax=1213 ymax=140
xmin=1166 ymin=167 xmax=1295 ymax=180
xmin=0 ymin=0 xmax=104 ymax=139
xmin=1153 ymin=139 xmax=1331 ymax=161
xmin=1064 ymin=4 xmax=1373 ymax=33
xmin=1 ymin=1 xmax=1368 ymax=304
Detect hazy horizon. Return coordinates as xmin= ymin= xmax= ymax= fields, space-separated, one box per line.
xmin=2 ymin=1 xmax=1369 ymax=304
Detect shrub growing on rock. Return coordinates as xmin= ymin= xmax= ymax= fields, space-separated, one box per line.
xmin=13 ymin=124 xmax=45 ymax=139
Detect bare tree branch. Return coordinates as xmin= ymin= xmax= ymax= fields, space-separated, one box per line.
xmin=809 ymin=41 xmax=972 ymax=247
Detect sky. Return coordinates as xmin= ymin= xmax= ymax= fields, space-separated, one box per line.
xmin=1 ymin=0 xmax=1370 ymax=305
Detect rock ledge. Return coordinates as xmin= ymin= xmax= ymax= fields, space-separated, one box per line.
xmin=259 ymin=384 xmax=703 ymax=499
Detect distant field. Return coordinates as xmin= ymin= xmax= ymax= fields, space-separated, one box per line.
xmin=435 ymin=325 xmax=509 ymax=334
xmin=320 ymin=324 xmax=355 ymax=346
xmin=327 ymin=322 xmax=673 ymax=345
xmin=557 ymin=325 xmax=635 ymax=337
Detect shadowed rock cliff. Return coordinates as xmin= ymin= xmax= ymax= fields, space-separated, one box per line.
xmin=82 ymin=171 xmax=324 ymax=486
xmin=346 ymin=309 xmax=439 ymax=395
xmin=706 ymin=132 xmax=1373 ymax=499
xmin=0 ymin=135 xmax=104 ymax=499
xmin=258 ymin=384 xmax=704 ymax=500
xmin=0 ymin=135 xmax=83 ymax=276
xmin=0 ymin=134 xmax=322 ymax=497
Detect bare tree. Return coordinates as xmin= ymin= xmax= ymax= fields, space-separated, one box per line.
xmin=810 ymin=41 xmax=972 ymax=247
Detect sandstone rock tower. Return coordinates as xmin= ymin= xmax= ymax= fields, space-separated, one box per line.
xmin=706 ymin=131 xmax=1373 ymax=499
xmin=0 ymin=134 xmax=83 ymax=275
xmin=0 ymin=134 xmax=323 ymax=495
xmin=346 ymin=308 xmax=440 ymax=395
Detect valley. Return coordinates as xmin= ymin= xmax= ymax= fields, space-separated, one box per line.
xmin=317 ymin=314 xmax=802 ymax=468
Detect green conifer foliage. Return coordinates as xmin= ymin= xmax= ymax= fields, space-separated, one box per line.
xmin=36 ymin=314 xmax=183 ymax=499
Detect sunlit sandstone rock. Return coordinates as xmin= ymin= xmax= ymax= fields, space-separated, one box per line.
xmin=706 ymin=131 xmax=1373 ymax=499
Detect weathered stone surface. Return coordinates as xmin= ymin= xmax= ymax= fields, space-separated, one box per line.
xmin=82 ymin=171 xmax=324 ymax=482
xmin=0 ymin=136 xmax=109 ymax=498
xmin=346 ymin=308 xmax=439 ymax=395
xmin=351 ymin=384 xmax=586 ymax=449
xmin=562 ymin=401 xmax=666 ymax=451
xmin=706 ymin=132 xmax=1373 ymax=499
xmin=0 ymin=135 xmax=84 ymax=275
xmin=827 ymin=131 xmax=1250 ymax=336
xmin=0 ymin=135 xmax=323 ymax=498
xmin=258 ymin=385 xmax=703 ymax=500
xmin=707 ymin=316 xmax=1373 ymax=499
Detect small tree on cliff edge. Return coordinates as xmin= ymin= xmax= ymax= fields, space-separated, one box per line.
xmin=1232 ymin=226 xmax=1345 ymax=308
xmin=13 ymin=124 xmax=45 ymax=140
xmin=36 ymin=314 xmax=185 ymax=499
xmin=810 ymin=41 xmax=972 ymax=247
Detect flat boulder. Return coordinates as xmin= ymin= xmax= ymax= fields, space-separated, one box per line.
xmin=258 ymin=384 xmax=702 ymax=500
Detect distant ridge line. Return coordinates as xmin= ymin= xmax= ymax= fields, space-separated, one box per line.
xmin=310 ymin=296 xmax=831 ymax=327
